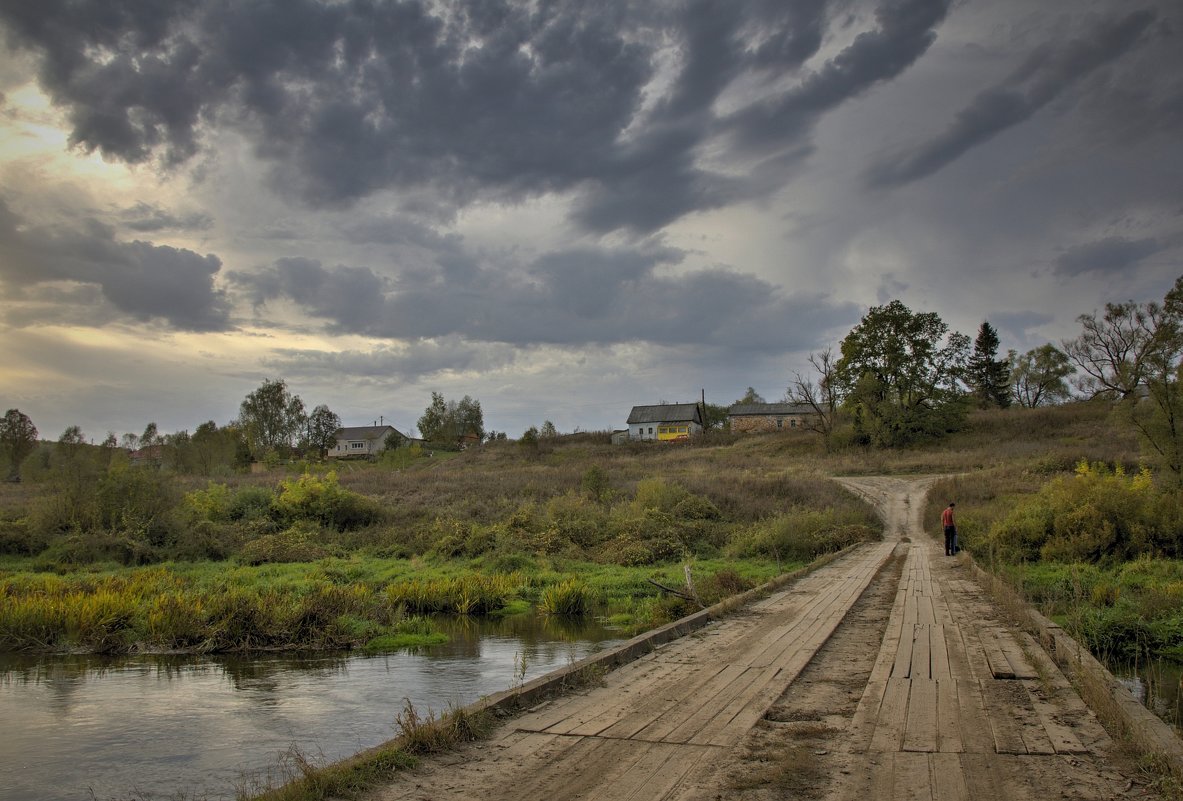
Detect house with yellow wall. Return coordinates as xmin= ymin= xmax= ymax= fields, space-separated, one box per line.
xmin=625 ymin=403 xmax=704 ymax=442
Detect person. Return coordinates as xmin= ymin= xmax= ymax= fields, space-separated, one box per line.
xmin=942 ymin=502 xmax=957 ymax=556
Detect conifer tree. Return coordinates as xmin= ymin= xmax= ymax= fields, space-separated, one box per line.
xmin=967 ymin=321 xmax=1011 ymax=408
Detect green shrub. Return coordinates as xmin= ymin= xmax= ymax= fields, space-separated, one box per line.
xmin=986 ymin=461 xmax=1158 ymax=564
xmin=239 ymin=522 xmax=332 ymax=565
xmin=272 ymin=471 xmax=384 ymax=530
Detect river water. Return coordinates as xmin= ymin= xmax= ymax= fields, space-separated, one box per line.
xmin=0 ymin=614 xmax=625 ymax=801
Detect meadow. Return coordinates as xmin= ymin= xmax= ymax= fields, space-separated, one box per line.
xmin=4 ymin=400 xmax=1182 ymax=667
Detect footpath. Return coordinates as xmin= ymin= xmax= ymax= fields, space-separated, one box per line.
xmin=364 ymin=477 xmax=1162 ymax=801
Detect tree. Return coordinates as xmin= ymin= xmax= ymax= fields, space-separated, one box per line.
xmin=417 ymin=392 xmax=484 ymax=445
xmin=1062 ymin=300 xmax=1165 ymax=399
xmin=966 ymin=321 xmax=1011 ymax=408
xmin=736 ymin=387 xmax=765 ymax=404
xmin=786 ymin=348 xmax=843 ymax=444
xmin=59 ymin=425 xmax=85 ymax=445
xmin=120 ymin=433 xmax=138 ymax=450
xmin=539 ymin=420 xmax=558 ymax=439
xmin=1 ymin=409 xmax=38 ymax=482
xmin=102 ymin=432 xmax=119 ymax=449
xmin=189 ymin=421 xmax=236 ymax=476
xmin=1125 ymin=276 xmax=1183 ymax=485
xmin=835 ymin=300 xmax=970 ymax=447
xmin=238 ymin=378 xmax=307 ymax=459
xmin=455 ymin=395 xmax=485 ymax=441
xmin=417 ymin=392 xmax=450 ymax=443
xmin=304 ymin=404 xmax=342 ymax=459
xmin=701 ymin=403 xmax=730 ymax=431
xmin=1009 ymin=345 xmax=1075 ymax=407
xmin=139 ymin=422 xmax=161 ymax=449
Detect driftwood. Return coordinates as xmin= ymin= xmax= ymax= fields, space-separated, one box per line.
xmin=646 ymin=564 xmax=706 ymax=610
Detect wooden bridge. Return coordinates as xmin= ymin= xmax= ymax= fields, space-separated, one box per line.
xmin=365 ymin=477 xmax=1164 ymax=801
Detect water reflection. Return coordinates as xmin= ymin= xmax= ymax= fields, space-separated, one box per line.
xmin=0 ymin=614 xmax=623 ymax=801
xmin=1114 ymin=658 xmax=1183 ymax=733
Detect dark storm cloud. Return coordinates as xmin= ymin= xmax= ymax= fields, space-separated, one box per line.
xmin=1055 ymin=236 xmax=1162 ymax=277
xmin=0 ymin=197 xmax=230 ymax=330
xmin=1 ymin=0 xmax=952 ymax=235
xmin=865 ymin=9 xmax=1157 ymax=189
xmin=231 ymin=245 xmax=859 ymax=352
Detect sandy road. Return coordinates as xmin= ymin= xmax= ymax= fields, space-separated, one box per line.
xmin=363 ymin=477 xmax=1154 ymax=801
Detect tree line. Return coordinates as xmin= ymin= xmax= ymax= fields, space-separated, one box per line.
xmin=1 ymin=380 xmax=486 ymax=481
xmin=782 ymin=276 xmax=1183 ymax=482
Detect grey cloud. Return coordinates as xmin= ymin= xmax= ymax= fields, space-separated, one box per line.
xmin=723 ymin=0 xmax=951 ymax=156
xmin=119 ymin=202 xmax=214 ymax=233
xmin=1055 ymin=236 xmax=1162 ymax=277
xmin=990 ymin=310 xmax=1056 ymax=350
xmin=231 ymin=244 xmax=857 ymax=353
xmin=1 ymin=0 xmax=951 ymax=235
xmin=264 ymin=337 xmax=519 ymax=381
xmin=0 ymin=197 xmax=230 ymax=331
xmin=865 ymin=9 xmax=1157 ymax=189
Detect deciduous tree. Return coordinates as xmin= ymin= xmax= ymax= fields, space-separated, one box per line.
xmin=1063 ymin=300 xmax=1165 ymax=399
xmin=1009 ymin=345 xmax=1075 ymax=407
xmin=786 ymin=348 xmax=843 ymax=445
xmin=304 ymin=404 xmax=342 ymax=459
xmin=835 ymin=300 xmax=970 ymax=447
xmin=238 ymin=378 xmax=307 ymax=459
xmin=1 ymin=409 xmax=38 ymax=482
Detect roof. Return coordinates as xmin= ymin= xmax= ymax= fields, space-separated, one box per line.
xmin=728 ymin=402 xmax=816 ymax=416
xmin=333 ymin=425 xmax=401 ymax=440
xmin=627 ymin=403 xmax=704 ymax=425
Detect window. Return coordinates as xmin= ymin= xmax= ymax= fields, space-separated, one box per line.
xmin=776 ymin=418 xmax=783 ymax=429
xmin=790 ymin=419 xmax=798 ymax=429
xmin=350 ymin=441 xmax=365 ymax=450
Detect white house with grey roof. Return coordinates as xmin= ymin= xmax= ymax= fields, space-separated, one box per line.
xmin=625 ymin=403 xmax=704 ymax=442
xmin=330 ymin=425 xmax=404 ymax=458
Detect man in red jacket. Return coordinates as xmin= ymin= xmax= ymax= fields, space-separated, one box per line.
xmin=942 ymin=502 xmax=957 ymax=556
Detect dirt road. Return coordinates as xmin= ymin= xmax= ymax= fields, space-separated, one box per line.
xmin=364 ymin=477 xmax=1154 ymax=800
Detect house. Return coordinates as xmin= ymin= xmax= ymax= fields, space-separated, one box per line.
xmin=128 ymin=444 xmax=166 ymax=467
xmin=330 ymin=425 xmax=404 ymax=458
xmin=625 ymin=403 xmax=704 ymax=442
xmin=728 ymin=402 xmax=816 ymax=433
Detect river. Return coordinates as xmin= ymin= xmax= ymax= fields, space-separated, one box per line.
xmin=0 ymin=614 xmax=625 ymax=801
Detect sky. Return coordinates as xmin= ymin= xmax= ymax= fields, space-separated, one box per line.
xmin=0 ymin=0 xmax=1180 ymax=441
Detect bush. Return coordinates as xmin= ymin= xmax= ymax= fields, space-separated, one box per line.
xmin=239 ymin=522 xmax=332 ymax=565
xmin=986 ymin=462 xmax=1159 ymax=564
xmin=272 ymin=472 xmax=384 ymax=530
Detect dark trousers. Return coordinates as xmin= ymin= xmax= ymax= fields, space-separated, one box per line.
xmin=944 ymin=526 xmax=957 ymax=555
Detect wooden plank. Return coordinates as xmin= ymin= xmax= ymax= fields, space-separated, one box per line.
xmin=696 ymin=666 xmax=791 ymax=747
xmin=996 ymin=631 xmax=1039 ymax=680
xmin=903 ymin=678 xmax=938 ymax=753
xmin=981 ymin=630 xmax=1017 ymax=680
xmin=911 ymin=624 xmax=932 ymax=680
xmin=848 ymin=678 xmax=888 ymax=753
xmin=930 ymin=753 xmax=970 ymax=801
xmin=979 ymin=679 xmax=1029 ymax=754
xmin=893 ymin=624 xmax=916 ymax=678
xmin=954 ymin=679 xmax=995 ymax=754
xmin=620 ymin=742 xmax=718 ymax=801
xmin=936 ymin=679 xmax=964 ymax=753
xmin=892 ymin=752 xmax=932 ymax=801
xmin=640 ymin=664 xmax=757 ymax=742
xmin=870 ymin=677 xmax=911 ymax=753
xmin=930 ymin=620 xmax=952 ymax=681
